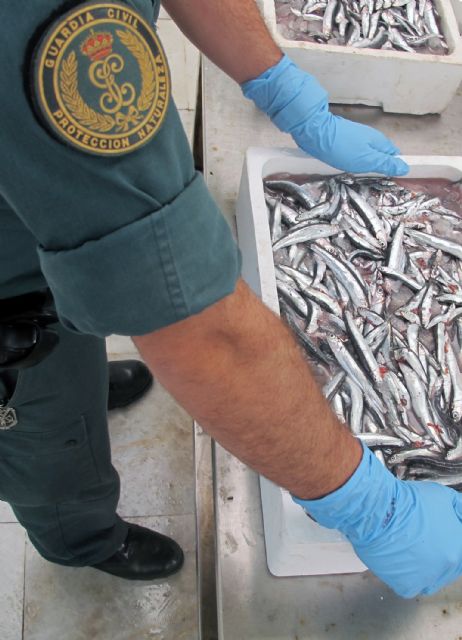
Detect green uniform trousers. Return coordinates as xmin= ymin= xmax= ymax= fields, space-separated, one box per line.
xmin=0 ymin=326 xmax=128 ymax=566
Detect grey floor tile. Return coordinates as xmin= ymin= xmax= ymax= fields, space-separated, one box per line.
xmin=23 ymin=515 xmax=198 ymax=640
xmin=106 ymin=335 xmax=138 ymax=357
xmin=109 ymin=383 xmax=195 ymax=519
xmin=0 ymin=501 xmax=17 ymax=523
xmin=0 ymin=524 xmax=26 ymax=640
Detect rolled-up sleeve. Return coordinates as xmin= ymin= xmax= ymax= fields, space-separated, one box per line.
xmin=38 ymin=172 xmax=241 ymax=336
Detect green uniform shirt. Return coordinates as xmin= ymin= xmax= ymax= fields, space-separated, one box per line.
xmin=0 ymin=0 xmax=241 ymax=336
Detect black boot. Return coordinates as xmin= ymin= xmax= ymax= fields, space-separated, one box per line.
xmin=92 ymin=522 xmax=184 ymax=580
xmin=108 ymin=360 xmax=153 ymax=410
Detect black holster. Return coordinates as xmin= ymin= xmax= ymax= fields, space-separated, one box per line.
xmin=0 ymin=290 xmax=59 ymax=370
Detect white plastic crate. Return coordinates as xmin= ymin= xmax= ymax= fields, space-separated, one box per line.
xmin=258 ymin=0 xmax=462 ymax=114
xmin=235 ymin=147 xmax=462 ymax=576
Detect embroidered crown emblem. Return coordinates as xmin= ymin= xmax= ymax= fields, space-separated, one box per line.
xmin=81 ymin=31 xmax=113 ymax=61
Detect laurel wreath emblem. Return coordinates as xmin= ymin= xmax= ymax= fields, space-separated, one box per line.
xmin=59 ymin=30 xmax=156 ymax=134
xmin=60 ymin=52 xmax=115 ymax=132
xmin=116 ymin=29 xmax=156 ymax=112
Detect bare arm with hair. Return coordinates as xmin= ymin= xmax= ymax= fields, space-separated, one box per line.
xmin=161 ymin=0 xmax=281 ymax=83
xmin=134 ymin=279 xmax=361 ymax=499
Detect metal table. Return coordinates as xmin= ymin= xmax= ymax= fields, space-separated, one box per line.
xmin=200 ymin=59 xmax=462 ymax=639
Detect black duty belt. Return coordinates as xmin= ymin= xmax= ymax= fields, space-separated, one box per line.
xmin=0 ymin=289 xmax=59 ymax=370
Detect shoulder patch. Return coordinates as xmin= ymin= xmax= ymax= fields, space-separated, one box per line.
xmin=32 ymin=1 xmax=170 ymax=156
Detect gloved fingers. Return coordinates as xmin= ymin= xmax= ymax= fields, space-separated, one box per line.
xmin=374 ymin=139 xmax=401 ymax=157
xmin=367 ymin=127 xmax=401 ymax=156
xmin=335 ymin=116 xmax=401 ymax=156
xmin=421 ymin=569 xmax=462 ymax=597
xmin=386 ymin=572 xmax=458 ymax=599
xmin=393 ymin=585 xmax=421 ymax=599
xmin=421 ymin=582 xmax=445 ymax=596
xmin=376 ymin=567 xmax=446 ymax=599
xmin=364 ymin=151 xmax=409 ymax=177
xmin=372 ymin=571 xmax=420 ymax=599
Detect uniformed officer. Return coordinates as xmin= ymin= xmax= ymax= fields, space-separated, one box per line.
xmin=1 ymin=0 xmax=462 ymax=599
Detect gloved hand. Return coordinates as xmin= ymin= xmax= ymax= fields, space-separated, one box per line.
xmin=293 ymin=443 xmax=462 ymax=598
xmin=241 ymin=55 xmax=409 ymax=176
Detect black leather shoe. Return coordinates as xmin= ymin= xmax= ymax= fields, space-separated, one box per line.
xmin=92 ymin=523 xmax=184 ymax=580
xmin=108 ymin=360 xmax=153 ymax=410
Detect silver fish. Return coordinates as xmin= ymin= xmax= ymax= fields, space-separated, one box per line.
xmin=273 ymin=223 xmax=340 ymax=251
xmin=345 ymin=377 xmax=364 ymax=434
xmin=279 ymin=265 xmax=343 ymax=315
xmin=265 ymin=180 xmax=316 ymax=209
xmin=388 ymin=447 xmax=441 ymax=466
xmin=399 ymin=364 xmax=444 ymax=447
xmin=265 ymin=171 xmax=462 ymax=485
xmin=346 ymin=186 xmax=387 ymax=248
xmin=444 ymin=334 xmax=462 ymax=423
xmin=326 ymin=334 xmax=386 ymax=415
xmin=356 ymin=433 xmax=405 ymax=447
xmin=344 ymin=310 xmax=384 ymax=386
xmin=276 ymin=280 xmax=308 ymax=316
xmin=323 ymin=0 xmax=338 ymax=35
xmin=311 ymin=243 xmax=369 ymax=308
xmin=405 ymin=229 xmax=462 ymax=261
xmin=322 ymin=370 xmax=346 ymax=402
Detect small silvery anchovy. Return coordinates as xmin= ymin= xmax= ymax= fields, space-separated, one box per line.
xmin=275 ymin=0 xmax=448 ymax=54
xmin=264 ymin=172 xmax=462 ymax=487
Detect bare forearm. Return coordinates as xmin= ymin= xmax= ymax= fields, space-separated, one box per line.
xmin=161 ymin=0 xmax=281 ymax=82
xmin=134 ymin=280 xmax=361 ymax=499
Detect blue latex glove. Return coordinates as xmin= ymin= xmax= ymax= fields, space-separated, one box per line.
xmin=293 ymin=444 xmax=462 ymax=598
xmin=241 ymin=55 xmax=409 ymax=176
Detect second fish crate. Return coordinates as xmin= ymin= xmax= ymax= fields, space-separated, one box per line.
xmin=258 ymin=0 xmax=462 ymax=114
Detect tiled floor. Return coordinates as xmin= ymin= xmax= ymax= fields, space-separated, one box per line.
xmin=0 ymin=341 xmax=199 ymax=640
xmin=0 ymin=12 xmax=201 ymax=640
xmin=23 ymin=515 xmax=197 ymax=640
